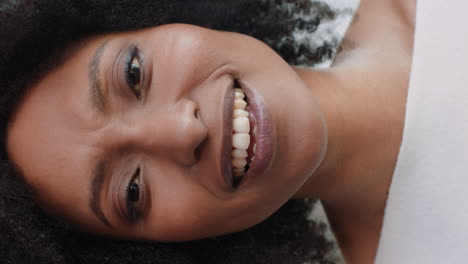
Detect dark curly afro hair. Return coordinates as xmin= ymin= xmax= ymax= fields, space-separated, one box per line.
xmin=0 ymin=1 xmax=342 ymax=263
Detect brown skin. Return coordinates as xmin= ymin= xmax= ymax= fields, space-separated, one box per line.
xmin=7 ymin=0 xmax=415 ymax=263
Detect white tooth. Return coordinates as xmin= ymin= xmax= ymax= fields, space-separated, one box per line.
xmin=233 ymin=117 xmax=250 ymax=133
xmin=232 ymin=149 xmax=248 ymax=158
xmin=234 ymin=98 xmax=247 ymax=109
xmin=235 ymin=88 xmax=244 ymax=94
xmin=233 ymin=167 xmax=245 ymax=173
xmin=232 ymin=158 xmax=247 ymax=169
xmin=234 ymin=169 xmax=244 ymax=177
xmin=234 ymin=109 xmax=249 ymax=118
xmin=251 ymin=155 xmax=255 ymax=162
xmin=235 ymin=92 xmax=245 ymax=99
xmin=232 ymin=133 xmax=250 ymax=150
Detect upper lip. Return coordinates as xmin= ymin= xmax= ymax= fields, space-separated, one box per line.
xmin=220 ymin=79 xmax=235 ymax=188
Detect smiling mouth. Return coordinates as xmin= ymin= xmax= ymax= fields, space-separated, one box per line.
xmin=220 ymin=79 xmax=273 ymax=189
xmin=231 ymin=87 xmax=256 ymax=186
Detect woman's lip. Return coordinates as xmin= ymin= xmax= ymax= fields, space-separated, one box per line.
xmin=238 ymin=80 xmax=274 ymax=188
xmin=221 ymin=80 xmax=235 ymax=188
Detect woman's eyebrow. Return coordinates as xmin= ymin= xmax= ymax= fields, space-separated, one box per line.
xmin=88 ymin=40 xmax=110 ymax=113
xmin=89 ymin=158 xmax=113 ymax=228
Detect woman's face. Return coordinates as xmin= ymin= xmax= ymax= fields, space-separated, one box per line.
xmin=7 ymin=24 xmax=326 ymax=241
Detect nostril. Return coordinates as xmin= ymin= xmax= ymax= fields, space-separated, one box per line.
xmin=195 ymin=109 xmax=201 ymax=119
xmin=193 ymin=135 xmax=207 ymax=162
xmin=194 ymin=146 xmax=201 ymax=161
xmin=193 ymin=142 xmax=202 ymax=161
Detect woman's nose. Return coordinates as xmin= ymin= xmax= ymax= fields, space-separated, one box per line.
xmin=131 ymin=99 xmax=208 ymax=166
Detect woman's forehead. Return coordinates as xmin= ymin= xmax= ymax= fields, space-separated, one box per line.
xmin=5 ymin=35 xmax=112 ymax=222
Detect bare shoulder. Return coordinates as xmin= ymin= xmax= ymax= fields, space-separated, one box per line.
xmin=391 ymin=0 xmax=416 ymax=28
xmin=333 ymin=0 xmax=416 ymax=66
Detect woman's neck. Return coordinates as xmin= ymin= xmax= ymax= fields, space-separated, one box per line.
xmin=293 ymin=0 xmax=416 ymax=263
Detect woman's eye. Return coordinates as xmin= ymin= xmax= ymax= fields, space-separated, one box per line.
xmin=125 ymin=47 xmax=142 ymax=101
xmin=126 ymin=167 xmax=142 ymax=222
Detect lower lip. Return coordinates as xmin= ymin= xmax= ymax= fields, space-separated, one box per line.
xmin=238 ymin=80 xmax=274 ymax=187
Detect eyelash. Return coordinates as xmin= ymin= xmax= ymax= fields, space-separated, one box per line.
xmin=126 ymin=166 xmax=142 ymax=223
xmin=124 ymin=45 xmax=142 ymax=101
